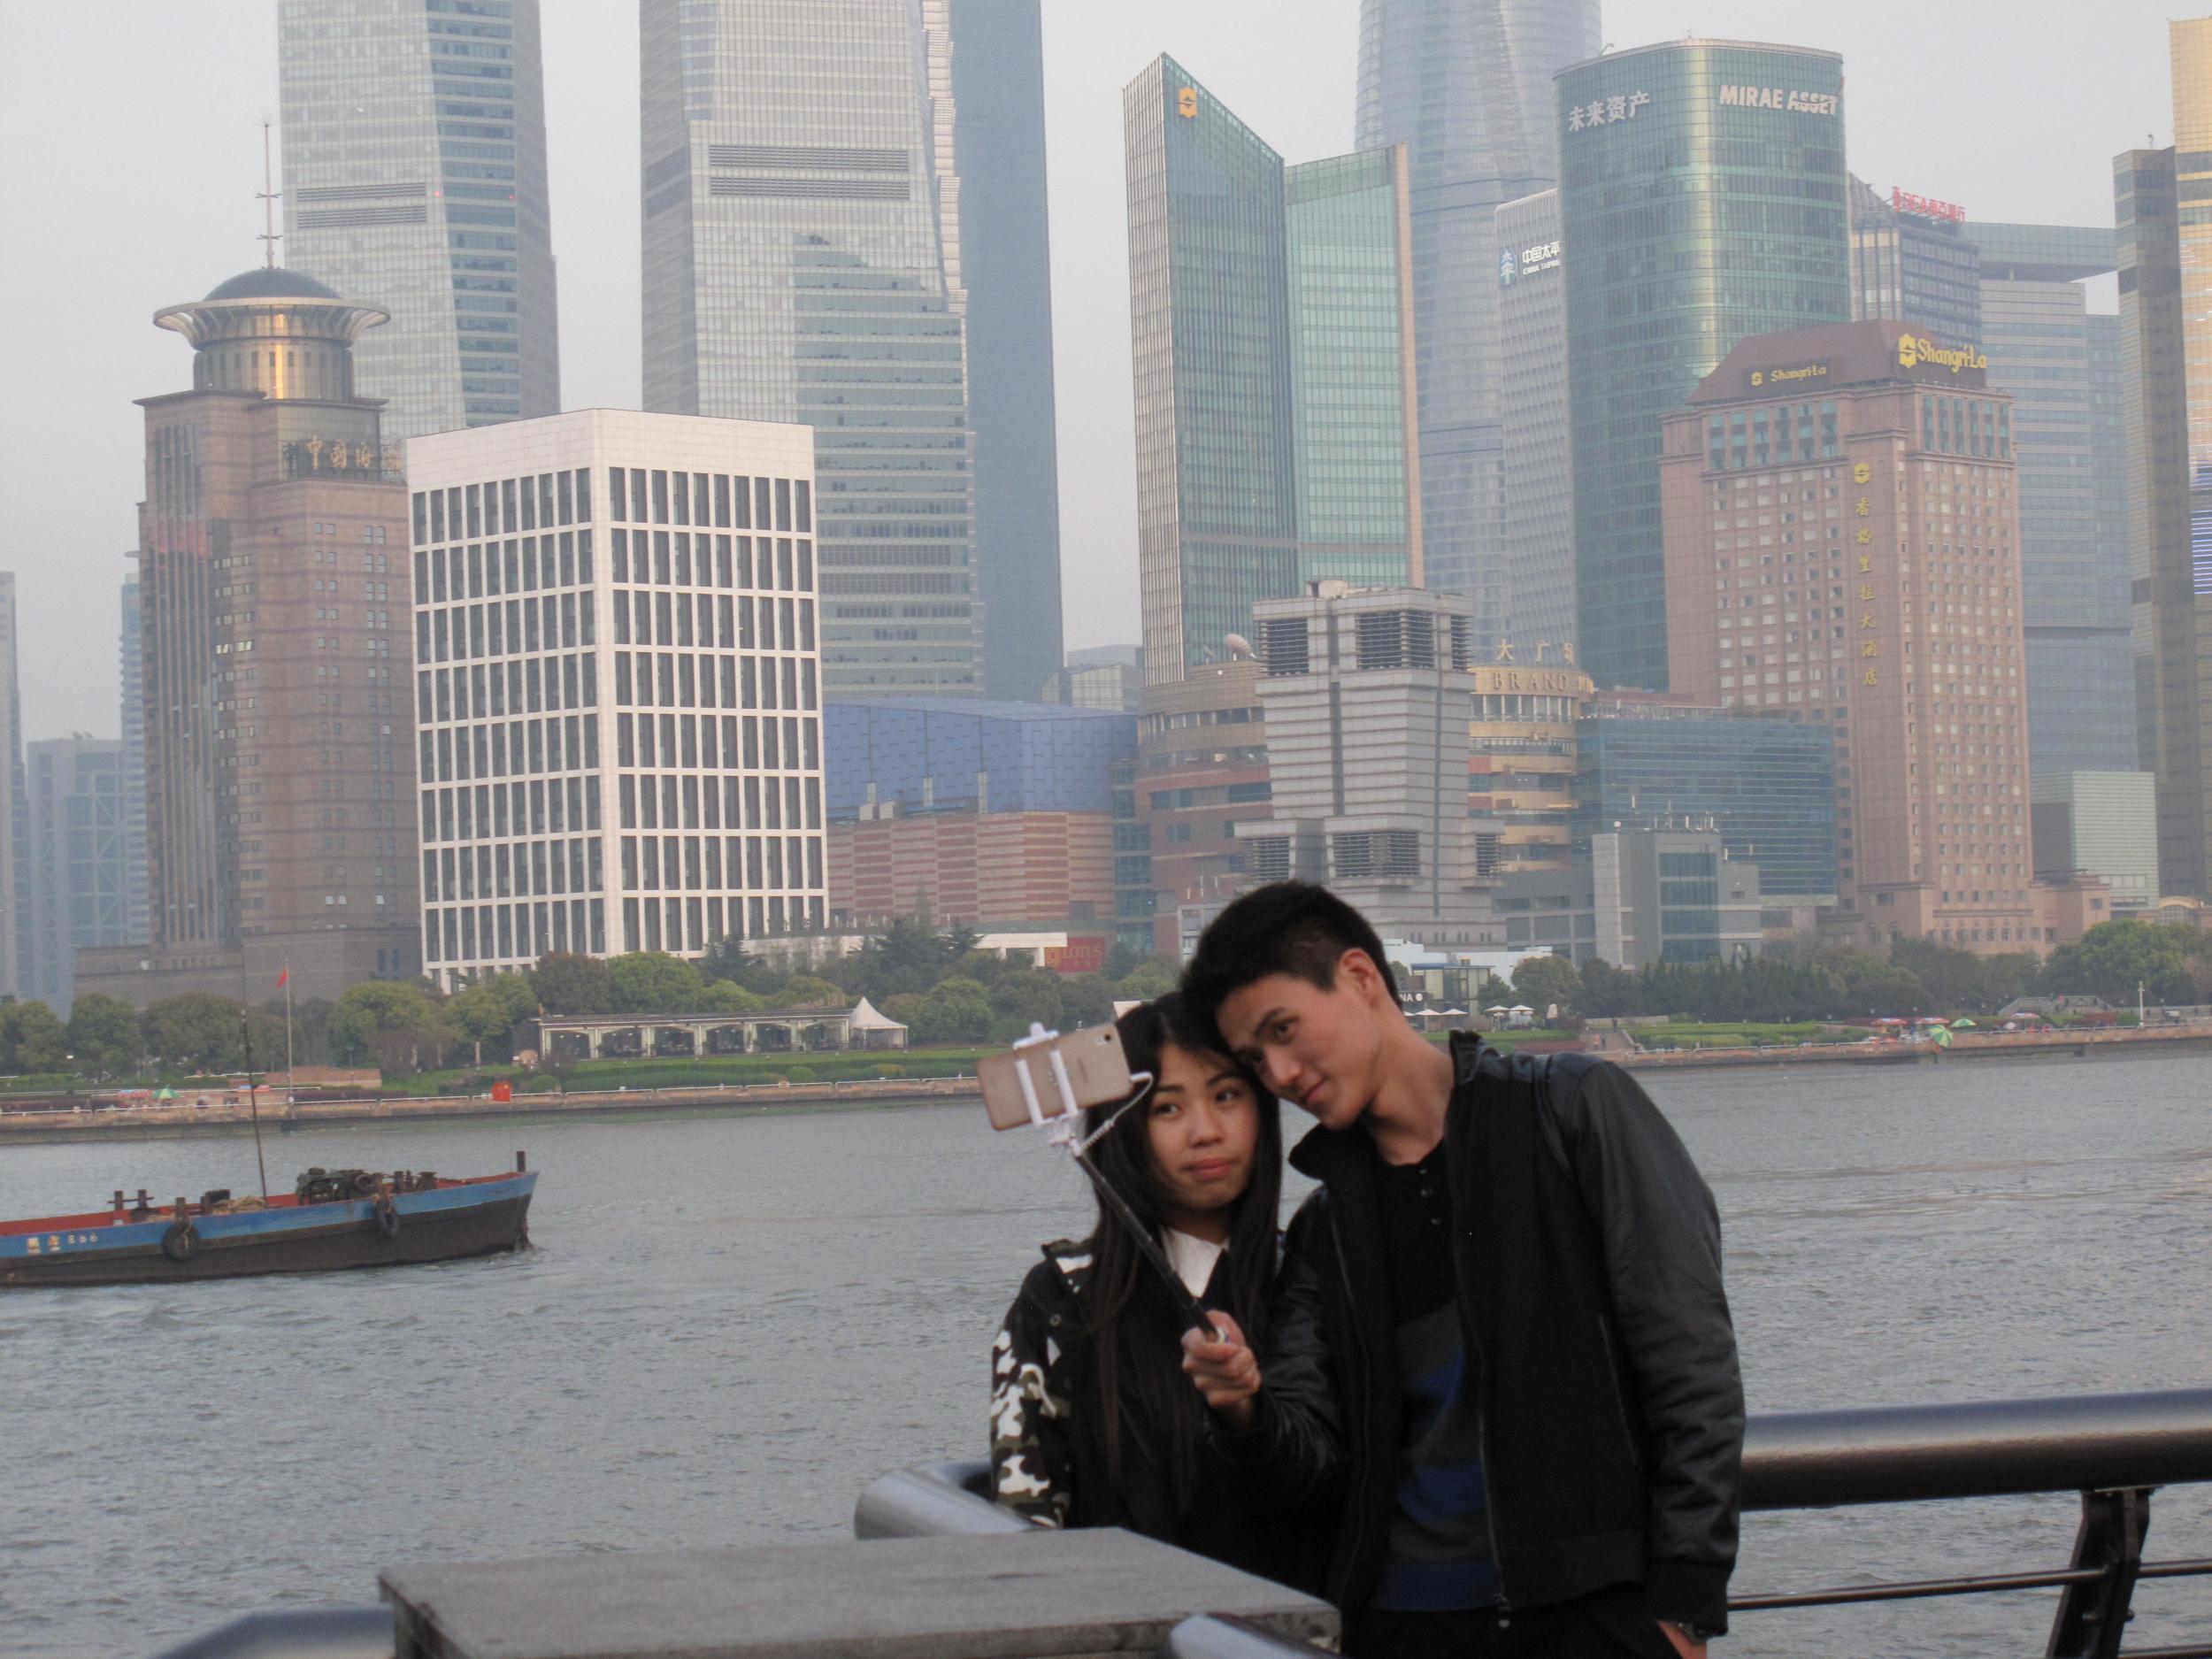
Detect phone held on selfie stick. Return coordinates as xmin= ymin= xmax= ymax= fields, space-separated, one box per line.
xmin=982 ymin=1022 xmax=1225 ymax=1340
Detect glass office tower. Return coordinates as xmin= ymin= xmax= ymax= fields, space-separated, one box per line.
xmin=1497 ymin=188 xmax=1572 ymax=654
xmin=279 ymin=0 xmax=559 ymax=441
xmin=1574 ymin=710 xmax=1838 ymax=900
xmin=1558 ymin=40 xmax=1851 ymax=691
xmin=1973 ymin=222 xmax=2137 ymax=784
xmin=119 ymin=572 xmax=150 ymax=947
xmin=1125 ymin=58 xmax=1297 ymax=687
xmin=2115 ymin=24 xmax=2212 ymax=899
xmin=942 ymin=0 xmax=1064 ymax=702
xmin=1125 ymin=60 xmax=1419 ymax=685
xmin=1286 ymin=149 xmax=1424 ymax=591
xmin=641 ymin=0 xmax=978 ymax=699
xmin=1356 ymin=0 xmax=1601 ymax=653
xmin=1847 ymin=175 xmax=1982 ymax=342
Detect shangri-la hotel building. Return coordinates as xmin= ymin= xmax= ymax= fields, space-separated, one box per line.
xmin=1660 ymin=320 xmax=2108 ymax=956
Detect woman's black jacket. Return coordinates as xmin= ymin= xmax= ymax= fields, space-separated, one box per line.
xmin=989 ymin=1239 xmax=1324 ymax=1586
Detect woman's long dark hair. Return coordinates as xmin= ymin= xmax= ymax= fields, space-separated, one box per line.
xmin=1081 ymin=994 xmax=1282 ymax=1510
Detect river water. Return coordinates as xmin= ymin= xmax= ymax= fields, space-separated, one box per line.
xmin=2 ymin=1050 xmax=2208 ymax=1658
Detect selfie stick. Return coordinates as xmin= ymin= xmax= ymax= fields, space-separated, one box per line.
xmin=1015 ymin=1023 xmax=1225 ymax=1341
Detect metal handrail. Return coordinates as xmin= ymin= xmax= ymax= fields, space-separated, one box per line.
xmin=1740 ymin=1388 xmax=2212 ymax=1508
xmin=854 ymin=1388 xmax=2212 ymax=1658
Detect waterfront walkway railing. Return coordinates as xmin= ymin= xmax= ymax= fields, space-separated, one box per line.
xmin=148 ymin=1386 xmax=2212 ymax=1658
xmin=856 ymin=1387 xmax=2212 ymax=1659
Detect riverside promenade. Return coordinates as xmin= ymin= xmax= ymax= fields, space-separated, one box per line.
xmin=4 ymin=1025 xmax=2206 ymax=1145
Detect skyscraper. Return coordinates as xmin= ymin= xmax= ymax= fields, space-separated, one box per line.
xmin=2114 ymin=19 xmax=2212 ymax=901
xmin=1355 ymin=0 xmax=1601 ymax=649
xmin=0 ymin=572 xmax=21 ymax=997
xmin=1661 ymin=320 xmax=2077 ymax=954
xmin=1559 ymin=41 xmax=1851 ymax=692
xmin=279 ymin=0 xmax=559 ymax=441
xmin=75 ymin=267 xmax=420 ymax=1009
xmin=1847 ymin=176 xmax=1982 ymax=342
xmin=641 ymin=0 xmax=978 ymax=699
xmin=1496 ymin=188 xmax=1572 ymax=653
xmin=405 ymin=411 xmax=826 ymax=985
xmin=1126 ymin=59 xmax=1295 ymax=688
xmin=20 ymin=740 xmax=138 ymax=1014
xmin=2114 ymin=142 xmax=2198 ymax=897
xmin=1124 ymin=58 xmax=1419 ymax=687
xmin=1974 ymin=222 xmax=2137 ymax=784
xmin=941 ymin=0 xmax=1064 ymax=703
xmin=119 ymin=572 xmax=150 ymax=946
xmin=1286 ymin=149 xmax=1425 ymax=590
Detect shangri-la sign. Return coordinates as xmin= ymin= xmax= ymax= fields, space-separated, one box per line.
xmin=283 ymin=437 xmax=404 ymax=480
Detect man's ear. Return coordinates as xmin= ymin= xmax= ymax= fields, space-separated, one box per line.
xmin=1339 ymin=947 xmax=1389 ymax=1006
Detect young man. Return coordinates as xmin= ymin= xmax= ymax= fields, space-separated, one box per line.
xmin=1181 ymin=882 xmax=1742 ymax=1658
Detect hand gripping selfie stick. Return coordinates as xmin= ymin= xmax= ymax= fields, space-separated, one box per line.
xmin=1010 ymin=1023 xmax=1225 ymax=1340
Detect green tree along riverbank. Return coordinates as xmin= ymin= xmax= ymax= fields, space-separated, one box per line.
xmin=1511 ymin=922 xmax=2212 ymax=1025
xmin=4 ymin=918 xmax=2206 ymax=1099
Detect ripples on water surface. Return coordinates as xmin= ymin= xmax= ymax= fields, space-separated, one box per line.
xmin=3 ymin=1051 xmax=2208 ymax=1657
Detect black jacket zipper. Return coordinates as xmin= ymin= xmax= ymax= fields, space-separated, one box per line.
xmin=1452 ymin=1118 xmax=1513 ymax=1616
xmin=1326 ymin=1207 xmax=1374 ymax=1604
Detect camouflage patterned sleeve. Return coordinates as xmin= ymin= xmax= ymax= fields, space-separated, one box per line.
xmin=989 ymin=1291 xmax=1073 ymax=1528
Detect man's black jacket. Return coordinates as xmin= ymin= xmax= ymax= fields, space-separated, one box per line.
xmin=1237 ymin=1035 xmax=1744 ymax=1632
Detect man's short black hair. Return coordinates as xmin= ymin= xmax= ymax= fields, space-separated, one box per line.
xmin=1182 ymin=882 xmax=1398 ymax=1031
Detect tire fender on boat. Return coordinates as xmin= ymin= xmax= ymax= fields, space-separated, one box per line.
xmin=161 ymin=1220 xmax=198 ymax=1263
xmin=373 ymin=1194 xmax=400 ymax=1239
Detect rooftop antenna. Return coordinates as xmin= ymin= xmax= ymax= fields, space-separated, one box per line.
xmin=257 ymin=117 xmax=281 ymax=268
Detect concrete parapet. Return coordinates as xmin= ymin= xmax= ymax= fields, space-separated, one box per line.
xmin=380 ymin=1530 xmax=1336 ymax=1659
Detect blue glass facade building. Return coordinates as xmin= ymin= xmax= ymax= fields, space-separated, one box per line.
xmin=826 ymin=699 xmax=1136 ymax=821
xmin=1575 ymin=710 xmax=1838 ymax=899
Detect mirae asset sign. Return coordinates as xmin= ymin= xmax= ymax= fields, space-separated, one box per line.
xmin=1717 ymin=84 xmax=1839 ymax=116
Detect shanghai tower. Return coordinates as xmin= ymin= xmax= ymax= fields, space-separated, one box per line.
xmin=1356 ymin=0 xmax=1600 ymax=652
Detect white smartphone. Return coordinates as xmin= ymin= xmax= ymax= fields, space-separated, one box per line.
xmin=979 ymin=1024 xmax=1137 ymax=1132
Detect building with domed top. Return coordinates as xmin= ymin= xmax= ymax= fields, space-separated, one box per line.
xmin=76 ymin=266 xmax=422 ymax=1009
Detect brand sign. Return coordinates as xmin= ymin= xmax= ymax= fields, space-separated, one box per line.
xmin=1176 ymin=86 xmax=1197 ymax=119
xmin=1045 ymin=937 xmax=1107 ymax=976
xmin=1717 ymin=84 xmax=1839 ymax=116
xmin=1892 ymin=187 xmax=1966 ymax=223
xmin=1898 ymin=334 xmax=1987 ymax=374
xmin=1498 ymin=239 xmax=1562 ymax=287
xmin=1566 ymin=91 xmax=1651 ymax=133
xmin=1749 ymin=361 xmax=1830 ymax=389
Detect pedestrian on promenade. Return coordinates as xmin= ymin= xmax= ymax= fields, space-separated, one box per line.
xmin=1182 ymin=883 xmax=1743 ymax=1658
xmin=987 ymin=995 xmax=1328 ymax=1584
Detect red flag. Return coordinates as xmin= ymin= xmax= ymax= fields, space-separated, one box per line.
xmin=274 ymin=966 xmax=289 ymax=988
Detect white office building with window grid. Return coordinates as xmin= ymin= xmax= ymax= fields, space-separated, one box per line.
xmin=406 ymin=410 xmax=826 ymax=990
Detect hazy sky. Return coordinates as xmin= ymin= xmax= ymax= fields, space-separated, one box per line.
xmin=0 ymin=1 xmax=2187 ymax=742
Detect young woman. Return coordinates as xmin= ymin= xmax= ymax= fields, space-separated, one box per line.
xmin=988 ymin=994 xmax=1292 ymax=1577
